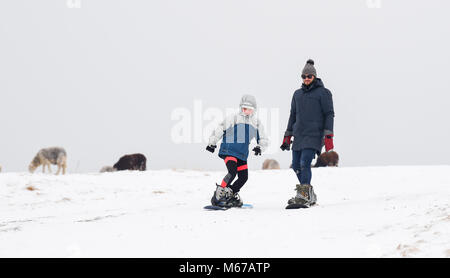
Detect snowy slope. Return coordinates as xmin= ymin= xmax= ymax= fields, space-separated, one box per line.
xmin=0 ymin=166 xmax=449 ymax=258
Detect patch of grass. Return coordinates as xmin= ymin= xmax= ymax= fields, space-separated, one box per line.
xmin=26 ymin=185 xmax=38 ymax=191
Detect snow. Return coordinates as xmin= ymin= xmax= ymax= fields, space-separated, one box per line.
xmin=0 ymin=166 xmax=449 ymax=258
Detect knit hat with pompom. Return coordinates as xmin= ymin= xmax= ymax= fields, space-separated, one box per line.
xmin=302 ymin=59 xmax=317 ymax=76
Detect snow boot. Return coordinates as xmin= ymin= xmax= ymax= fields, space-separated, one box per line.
xmin=228 ymin=192 xmax=243 ymax=207
xmin=287 ymin=184 xmax=317 ymax=207
xmin=211 ymin=184 xmax=233 ymax=207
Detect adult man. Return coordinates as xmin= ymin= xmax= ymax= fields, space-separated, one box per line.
xmin=280 ymin=59 xmax=335 ymax=207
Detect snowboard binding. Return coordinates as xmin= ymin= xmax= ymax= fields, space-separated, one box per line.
xmin=211 ymin=184 xmax=233 ymax=208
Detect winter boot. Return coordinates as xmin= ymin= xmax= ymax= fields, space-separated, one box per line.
xmin=211 ymin=184 xmax=233 ymax=207
xmin=287 ymin=184 xmax=317 ymax=207
xmin=228 ymin=192 xmax=243 ymax=207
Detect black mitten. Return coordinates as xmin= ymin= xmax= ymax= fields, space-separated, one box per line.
xmin=206 ymin=145 xmax=216 ymax=153
xmin=253 ymin=146 xmax=261 ymax=156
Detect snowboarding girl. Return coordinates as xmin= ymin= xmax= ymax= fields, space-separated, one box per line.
xmin=206 ymin=94 xmax=269 ymax=208
xmin=280 ymin=59 xmax=335 ymax=207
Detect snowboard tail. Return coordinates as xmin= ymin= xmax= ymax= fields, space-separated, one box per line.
xmin=204 ymin=205 xmax=229 ymax=211
xmin=204 ymin=204 xmax=253 ymax=210
xmin=285 ymin=203 xmax=310 ymax=209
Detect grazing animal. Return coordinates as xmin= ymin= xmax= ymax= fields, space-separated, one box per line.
xmin=29 ymin=147 xmax=67 ymax=174
xmin=262 ymin=159 xmax=280 ymax=170
xmin=113 ymin=153 xmax=147 ymax=171
xmin=313 ymin=151 xmax=339 ymax=167
xmin=100 ymin=166 xmax=116 ymax=173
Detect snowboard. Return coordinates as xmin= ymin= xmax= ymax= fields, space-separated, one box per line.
xmin=285 ymin=203 xmax=310 ymax=209
xmin=204 ymin=204 xmax=253 ymax=211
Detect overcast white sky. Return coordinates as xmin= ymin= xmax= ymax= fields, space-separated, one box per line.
xmin=1 ymin=0 xmax=449 ymax=172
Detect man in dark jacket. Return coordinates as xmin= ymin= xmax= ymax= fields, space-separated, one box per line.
xmin=280 ymin=59 xmax=335 ymax=207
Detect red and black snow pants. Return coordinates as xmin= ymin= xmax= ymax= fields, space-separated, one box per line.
xmin=220 ymin=156 xmax=248 ymax=193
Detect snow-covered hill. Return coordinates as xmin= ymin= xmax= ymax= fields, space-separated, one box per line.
xmin=0 ymin=166 xmax=449 ymax=258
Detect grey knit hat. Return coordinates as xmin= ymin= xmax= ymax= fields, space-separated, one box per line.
xmin=302 ymin=59 xmax=317 ymax=76
xmin=240 ymin=94 xmax=257 ymax=110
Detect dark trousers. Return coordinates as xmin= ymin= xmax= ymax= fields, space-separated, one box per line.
xmin=292 ymin=149 xmax=316 ymax=185
xmin=220 ymin=156 xmax=248 ymax=193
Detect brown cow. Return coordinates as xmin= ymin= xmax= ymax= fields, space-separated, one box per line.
xmin=313 ymin=151 xmax=339 ymax=167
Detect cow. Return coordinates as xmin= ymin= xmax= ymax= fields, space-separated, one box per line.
xmin=112 ymin=153 xmax=147 ymax=171
xmin=262 ymin=159 xmax=280 ymax=170
xmin=99 ymin=166 xmax=116 ymax=173
xmin=313 ymin=151 xmax=339 ymax=167
xmin=29 ymin=147 xmax=67 ymax=175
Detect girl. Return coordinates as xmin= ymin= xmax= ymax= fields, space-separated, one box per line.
xmin=206 ymin=94 xmax=268 ymax=207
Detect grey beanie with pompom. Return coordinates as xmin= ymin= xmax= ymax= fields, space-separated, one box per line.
xmin=302 ymin=59 xmax=317 ymax=76
xmin=240 ymin=94 xmax=257 ymax=110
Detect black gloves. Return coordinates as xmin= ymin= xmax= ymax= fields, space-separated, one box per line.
xmin=208 ymin=145 xmax=261 ymax=155
xmin=206 ymin=145 xmax=217 ymax=153
xmin=253 ymin=146 xmax=261 ymax=156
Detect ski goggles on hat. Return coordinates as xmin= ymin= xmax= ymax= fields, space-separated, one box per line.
xmin=301 ymin=74 xmax=314 ymax=79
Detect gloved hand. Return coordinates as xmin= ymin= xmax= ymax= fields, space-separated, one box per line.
xmin=324 ymin=134 xmax=334 ymax=152
xmin=253 ymin=146 xmax=261 ymax=156
xmin=280 ymin=136 xmax=292 ymax=151
xmin=206 ymin=145 xmax=217 ymax=153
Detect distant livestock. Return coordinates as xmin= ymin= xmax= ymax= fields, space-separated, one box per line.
xmin=262 ymin=159 xmax=280 ymax=170
xmin=114 ymin=153 xmax=147 ymax=171
xmin=313 ymin=151 xmax=339 ymax=167
xmin=99 ymin=166 xmax=116 ymax=173
xmin=29 ymin=147 xmax=67 ymax=175
xmin=101 ymin=153 xmax=147 ymax=172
